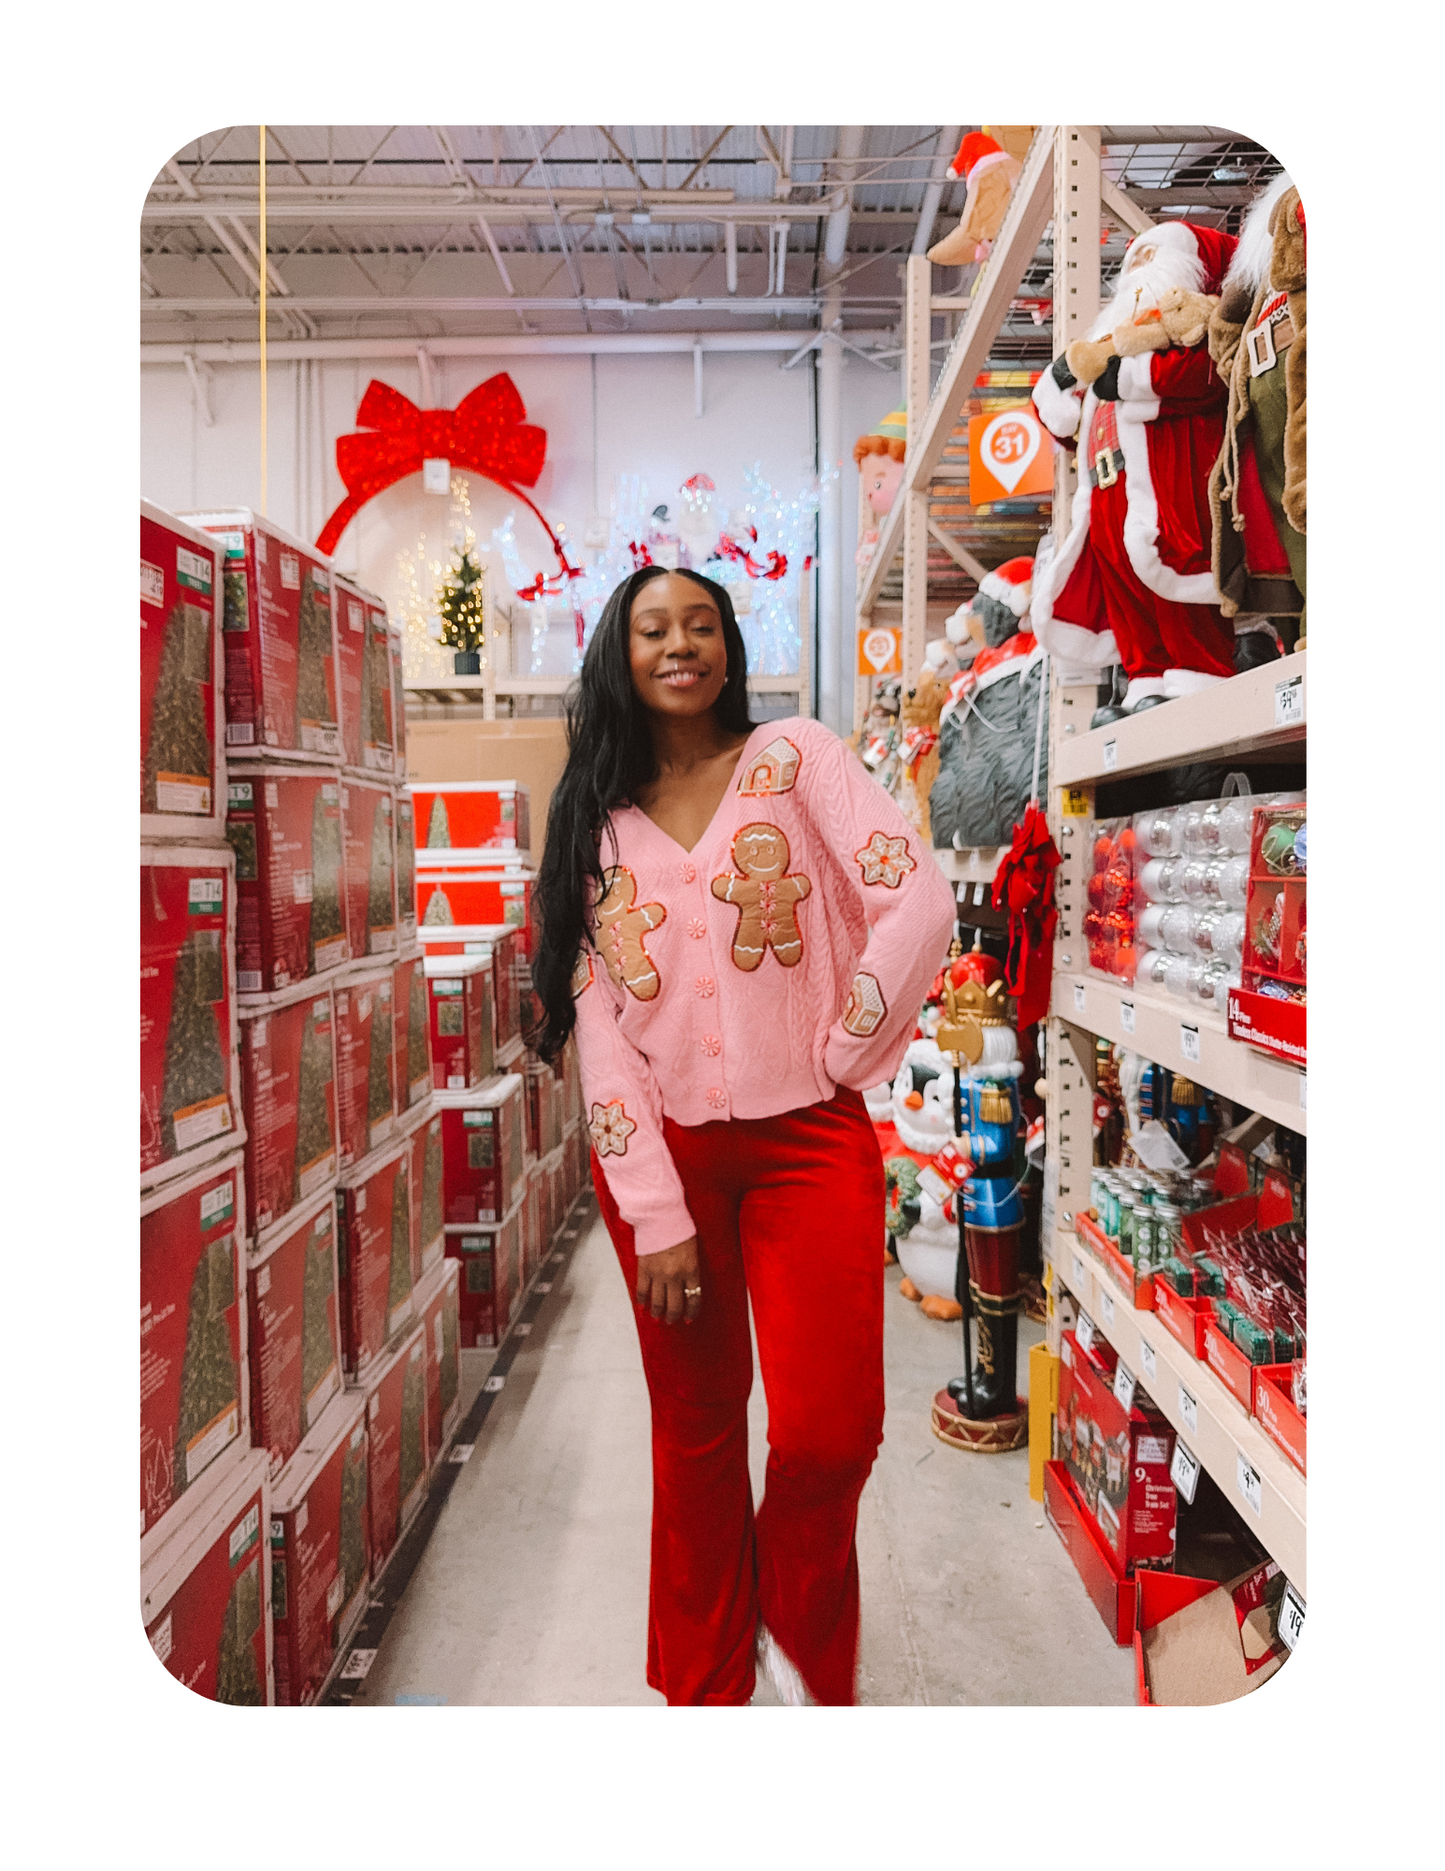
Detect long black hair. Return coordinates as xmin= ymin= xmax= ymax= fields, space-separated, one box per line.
xmin=530 ymin=565 xmax=754 ymax=1062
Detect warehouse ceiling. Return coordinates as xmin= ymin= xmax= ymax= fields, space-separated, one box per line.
xmin=141 ymin=125 xmax=1285 ymax=356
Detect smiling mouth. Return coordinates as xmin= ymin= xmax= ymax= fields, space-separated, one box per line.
xmin=658 ymin=668 xmax=706 ymax=688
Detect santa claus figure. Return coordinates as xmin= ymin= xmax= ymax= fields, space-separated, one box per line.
xmin=1031 ymin=222 xmax=1253 ymax=727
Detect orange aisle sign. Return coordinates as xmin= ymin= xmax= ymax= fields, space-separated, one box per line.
xmin=968 ymin=403 xmax=1055 ymax=505
xmin=858 ymin=626 xmax=902 ymax=675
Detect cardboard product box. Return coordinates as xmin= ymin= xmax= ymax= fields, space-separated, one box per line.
xmin=186 ymin=508 xmax=341 ymax=763
xmin=141 ymin=501 xmax=225 ymax=841
xmin=521 ymin=1155 xmax=544 ymax=1286
xmin=392 ymin=950 xmax=432 ymax=1112
xmin=143 ymin=1446 xmax=273 ymax=1704
xmin=404 ymin=717 xmax=566 ymax=865
xmin=1252 ymin=1363 xmax=1306 ymax=1475
xmin=332 ymin=971 xmax=397 ymax=1170
xmin=401 ymin=1101 xmax=445 ymax=1282
xmin=1134 ymin=1561 xmax=1288 ymax=1704
xmin=141 ymin=845 xmax=243 ymax=1190
xmin=1076 ymin=1211 xmax=1155 ymax=1312
xmin=141 ymin=1151 xmax=249 ymax=1546
xmin=437 ymin=1074 xmax=527 ymax=1224
xmin=444 ymin=1203 xmax=523 ymax=1348
xmin=336 ymin=1140 xmax=415 ymax=1380
xmin=563 ymin=1118 xmax=586 ymax=1208
xmin=388 ymin=626 xmax=408 ymax=780
xmin=1043 ymin=1458 xmax=1135 ymax=1646
xmin=247 ymin=1188 xmax=343 ymax=1476
xmin=238 ymin=980 xmax=337 ymax=1239
xmin=425 ymin=952 xmax=494 ymax=1092
xmin=269 ymin=1390 xmax=370 ymax=1706
xmin=340 ymin=778 xmax=398 ymax=964
xmin=417 ymin=925 xmax=524 ymax=1048
xmin=525 ymin=1058 xmax=565 ymax=1161
xmin=334 ymin=575 xmax=396 ymax=777
xmin=1057 ymin=1329 xmax=1177 ymax=1575
xmin=544 ymin=1146 xmax=566 ymax=1249
xmin=559 ymin=1033 xmax=582 ymax=1127
xmin=412 ymin=780 xmax=531 ymax=864
xmin=415 ymin=1257 xmax=462 ymax=1463
xmin=364 ymin=1319 xmax=430 ymax=1574
xmin=417 ymin=866 xmax=535 ymax=955
xmin=226 ymin=764 xmax=350 ymax=994
xmin=393 ymin=790 xmax=417 ymax=942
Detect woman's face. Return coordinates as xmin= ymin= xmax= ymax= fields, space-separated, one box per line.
xmin=628 ymin=574 xmax=729 ymax=720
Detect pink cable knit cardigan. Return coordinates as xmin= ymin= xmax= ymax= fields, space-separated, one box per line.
xmin=572 ymin=717 xmax=956 ymax=1254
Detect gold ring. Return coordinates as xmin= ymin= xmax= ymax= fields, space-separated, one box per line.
xmin=684 ymin=1286 xmax=702 ymax=1297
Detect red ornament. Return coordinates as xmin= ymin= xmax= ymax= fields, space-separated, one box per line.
xmin=1093 ymin=835 xmax=1114 ymax=874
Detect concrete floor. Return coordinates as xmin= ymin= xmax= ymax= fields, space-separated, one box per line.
xmin=352 ymin=1203 xmax=1135 ymax=1706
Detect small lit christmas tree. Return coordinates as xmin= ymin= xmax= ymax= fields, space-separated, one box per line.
xmin=422 ymin=886 xmax=453 ymax=926
xmin=437 ymin=548 xmax=485 ymax=655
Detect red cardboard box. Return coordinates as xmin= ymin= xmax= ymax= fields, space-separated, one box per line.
xmin=364 ymin=1320 xmax=430 ymax=1574
xmin=247 ymin=1189 xmax=343 ymax=1476
xmin=392 ymin=952 xmax=431 ymax=1112
xmin=1252 ymin=1364 xmax=1306 ymax=1475
xmin=340 ymin=779 xmax=397 ymax=963
xmin=445 ymin=1204 xmax=523 ymax=1348
xmin=394 ymin=791 xmax=417 ymax=942
xmin=417 ymin=925 xmax=524 ymax=1048
xmin=412 ymin=781 xmax=531 ymax=864
xmin=141 ymin=846 xmax=242 ymax=1188
xmin=336 ymin=1142 xmax=415 ymax=1379
xmin=522 ymin=1156 xmax=544 ymax=1286
xmin=141 ymin=1152 xmax=248 ymax=1544
xmin=1043 ymin=1459 xmax=1134 ymax=1647
xmin=227 ymin=765 xmax=350 ymax=993
xmin=1076 ymin=1211 xmax=1155 ymax=1311
xmin=437 ymin=1074 xmax=527 ymax=1224
xmin=526 ymin=1059 xmax=565 ymax=1162
xmin=239 ymin=982 xmax=337 ymax=1238
xmin=1057 ymin=1330 xmax=1177 ymax=1573
xmin=415 ymin=1258 xmax=462 ymax=1463
xmin=334 ymin=575 xmax=396 ymax=776
xmin=402 ymin=1103 xmax=445 ymax=1281
xmin=1134 ymin=1562 xmax=1288 ymax=1704
xmin=142 ymin=1448 xmax=273 ymax=1704
xmin=1202 ymin=1316 xmax=1257 ymax=1412
xmin=141 ymin=501 xmax=224 ymax=841
xmin=1152 ymin=1276 xmax=1213 ymax=1361
xmin=187 ymin=508 xmax=341 ymax=762
xmin=417 ymin=867 xmax=535 ymax=953
xmin=425 ymin=952 xmax=494 ymax=1091
xmin=545 ymin=1147 xmax=565 ymax=1253
xmin=389 ymin=626 xmax=407 ymax=779
xmin=559 ymin=1035 xmax=582 ymax=1128
xmin=332 ymin=971 xmax=396 ymax=1170
xmin=269 ymin=1390 xmax=370 ymax=1706
xmin=1226 ymin=986 xmax=1307 ymax=1069
xmin=564 ymin=1119 xmax=585 ymax=1207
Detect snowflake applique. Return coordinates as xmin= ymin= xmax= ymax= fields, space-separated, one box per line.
xmin=686 ymin=917 xmax=708 ymax=940
xmin=589 ymin=1099 xmax=636 ymax=1158
xmin=854 ymin=830 xmax=916 ymax=889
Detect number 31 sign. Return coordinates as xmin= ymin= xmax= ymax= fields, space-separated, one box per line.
xmin=968 ymin=404 xmax=1055 ymax=505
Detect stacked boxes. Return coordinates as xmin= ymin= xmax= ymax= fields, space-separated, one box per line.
xmin=424 ymin=953 xmax=494 ymax=1090
xmin=269 ymin=1391 xmax=370 ymax=1707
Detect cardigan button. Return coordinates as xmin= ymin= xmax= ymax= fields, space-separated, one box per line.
xmin=679 ymin=861 xmax=697 ymax=884
xmin=705 ymin=1087 xmax=727 ymax=1110
xmin=695 ymin=976 xmax=715 ymax=998
xmin=701 ymin=1034 xmax=721 ymax=1056
xmin=686 ymin=917 xmax=707 ymax=940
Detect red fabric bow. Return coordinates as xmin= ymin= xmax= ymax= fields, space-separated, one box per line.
xmin=716 ymin=532 xmax=788 ymax=581
xmin=991 ymin=803 xmax=1061 ymax=1030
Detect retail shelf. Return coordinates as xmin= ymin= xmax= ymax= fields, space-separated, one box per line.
xmin=1051 ymin=970 xmax=1306 ymax=1135
xmin=1054 ymin=652 xmax=1306 ymax=787
xmin=1054 ymin=1226 xmax=1306 ymax=1593
xmin=934 ymin=844 xmax=1004 ymax=886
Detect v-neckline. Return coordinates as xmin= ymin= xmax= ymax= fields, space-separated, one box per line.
xmin=629 ymin=720 xmax=771 ymax=859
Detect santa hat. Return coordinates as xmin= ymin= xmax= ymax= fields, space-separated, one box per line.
xmin=1121 ymin=221 xmax=1239 ymax=297
xmin=976 ymin=556 xmax=1034 ymax=617
xmin=947 ymin=132 xmax=1002 ymax=181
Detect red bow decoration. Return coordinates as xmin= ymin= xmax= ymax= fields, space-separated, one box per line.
xmin=716 ymin=531 xmax=789 ymax=581
xmin=991 ymin=803 xmax=1060 ymax=1030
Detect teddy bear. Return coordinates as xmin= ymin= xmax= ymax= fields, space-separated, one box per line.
xmin=710 ymin=824 xmax=811 ymax=970
xmin=893 ymin=665 xmax=947 ymax=842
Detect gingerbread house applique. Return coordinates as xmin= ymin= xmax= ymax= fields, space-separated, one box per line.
xmin=841 ymin=971 xmax=887 ymax=1037
xmin=737 ymin=735 xmax=801 ymax=797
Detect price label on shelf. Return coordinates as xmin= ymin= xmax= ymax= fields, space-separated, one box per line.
xmin=1299 ymin=1072 xmax=1307 ymax=1112
xmin=1073 ymin=982 xmax=1087 ymax=1015
xmin=1178 ymin=1384 xmax=1198 ymax=1435
xmin=1103 ymin=739 xmax=1118 ymax=771
xmin=1170 ymin=1440 xmax=1201 ymax=1505
xmin=483 ymin=1375 xmax=505 ymax=1394
xmin=1113 ymin=1362 xmax=1136 ymax=1412
xmin=1076 ymin=1312 xmax=1097 ymax=1355
xmin=1180 ymin=1023 xmax=1200 ymax=1065
xmin=1099 ymin=1290 xmax=1115 ymax=1327
xmin=1071 ymin=1253 xmax=1087 ymax=1291
xmin=1119 ymin=1000 xmax=1136 ymax=1035
xmin=1279 ymin=1583 xmax=1305 ymax=1652
xmin=1236 ymin=1451 xmax=1263 ymax=1517
xmin=1140 ymin=1340 xmax=1157 ymax=1383
xmin=1274 ymin=674 xmax=1304 ymax=728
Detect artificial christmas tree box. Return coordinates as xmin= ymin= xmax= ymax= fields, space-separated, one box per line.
xmin=227 ymin=764 xmax=350 ymax=993
xmin=444 ymin=1202 xmax=523 ymax=1348
xmin=238 ymin=981 xmax=337 ymax=1239
xmin=437 ymin=1074 xmax=526 ymax=1224
xmin=140 ymin=1151 xmax=249 ymax=1549
xmin=141 ymin=845 xmax=243 ymax=1191
xmin=526 ymin=1057 xmax=565 ymax=1161
xmin=332 ymin=970 xmax=396 ymax=1170
xmin=340 ymin=779 xmax=397 ymax=963
xmin=246 ymin=1189 xmax=343 ymax=1476
xmin=392 ymin=950 xmax=431 ymax=1112
xmin=142 ymin=1447 xmax=273 ymax=1704
xmin=412 ymin=780 xmax=531 ymax=865
xmin=269 ymin=1389 xmax=369 ymax=1706
xmin=1057 ymin=1329 xmax=1178 ymax=1575
xmin=544 ymin=1147 xmax=566 ymax=1252
xmin=336 ymin=1140 xmax=414 ymax=1380
xmin=401 ymin=1100 xmax=445 ymax=1282
xmin=364 ymin=1319 xmax=429 ymax=1574
xmin=424 ymin=952 xmax=494 ymax=1091
xmin=417 ymin=867 xmax=535 ymax=955
xmin=334 ymin=576 xmax=396 ymax=777
xmin=389 ymin=626 xmax=408 ymax=780
xmin=563 ymin=1119 xmax=585 ymax=1209
xmin=418 ymin=925 xmax=523 ymax=1054
xmin=186 ymin=508 xmax=341 ymax=763
xmin=141 ymin=501 xmax=224 ymax=842
xmin=415 ymin=1257 xmax=462 ymax=1466
xmin=394 ymin=790 xmax=417 ymax=942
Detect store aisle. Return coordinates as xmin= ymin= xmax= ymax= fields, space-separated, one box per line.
xmin=351 ymin=1201 xmax=1133 ymax=1707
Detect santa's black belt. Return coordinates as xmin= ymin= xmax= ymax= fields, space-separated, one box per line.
xmin=1087 ymin=445 xmax=1124 ymax=489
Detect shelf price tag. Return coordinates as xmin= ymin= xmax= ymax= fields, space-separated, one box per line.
xmin=1299 ymin=1073 xmax=1307 ymax=1112
xmin=1274 ymin=674 xmax=1304 ymax=728
xmin=1119 ymin=1000 xmax=1136 ymax=1035
xmin=1113 ymin=1361 xmax=1136 ymax=1412
xmin=1073 ymin=982 xmax=1087 ymax=1015
xmin=1170 ymin=1439 xmax=1201 ymax=1505
xmin=1179 ymin=1023 xmax=1200 ymax=1065
xmin=483 ymin=1375 xmax=505 ymax=1394
xmin=1140 ymin=1340 xmax=1157 ymax=1384
xmin=1099 ymin=1289 xmax=1115 ymax=1327
xmin=1236 ymin=1451 xmax=1263 ymax=1517
xmin=1279 ymin=1583 xmax=1305 ymax=1652
xmin=1075 ymin=1311 xmax=1097 ymax=1355
xmin=1071 ymin=1252 xmax=1087 ymax=1291
xmin=1178 ymin=1383 xmax=1198 ymax=1435
xmin=1103 ymin=739 xmax=1118 ymax=771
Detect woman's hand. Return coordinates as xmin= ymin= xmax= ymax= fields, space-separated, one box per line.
xmin=635 ymin=1236 xmax=702 ymax=1326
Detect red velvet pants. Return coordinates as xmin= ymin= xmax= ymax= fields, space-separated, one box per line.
xmin=592 ymin=1087 xmax=886 ymax=1706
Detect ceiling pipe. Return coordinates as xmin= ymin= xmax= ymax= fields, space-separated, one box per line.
xmin=725 ymin=220 xmax=738 ymax=294
xmin=142 ymin=328 xmax=899 ymax=367
xmin=824 ymin=126 xmax=866 ymax=268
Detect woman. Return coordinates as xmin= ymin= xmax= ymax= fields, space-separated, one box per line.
xmin=532 ymin=565 xmax=955 ymax=1706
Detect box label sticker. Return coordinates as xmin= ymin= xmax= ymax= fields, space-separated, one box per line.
xmin=1061 ymin=787 xmax=1090 ymax=817
xmin=176 ymin=546 xmax=213 ymax=593
xmin=141 ymin=560 xmax=165 ymax=608
xmin=1170 ymin=1439 xmax=1201 ymax=1504
xmin=199 ymin=1180 xmax=234 ymax=1227
xmin=279 ymin=551 xmax=301 ymax=590
xmin=188 ymin=877 xmax=224 ymax=913
xmin=228 ymin=1502 xmax=260 ymax=1564
xmin=1137 ymin=1433 xmax=1169 ymax=1466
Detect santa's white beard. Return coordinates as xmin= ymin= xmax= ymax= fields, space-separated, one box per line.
xmin=1087 ymin=244 xmax=1206 ymax=340
xmin=1223 ymin=171 xmax=1294 ymax=298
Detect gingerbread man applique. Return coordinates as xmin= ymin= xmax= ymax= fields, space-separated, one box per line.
xmin=594 ymin=866 xmax=666 ymax=1000
xmin=710 ymin=823 xmax=811 ymax=971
